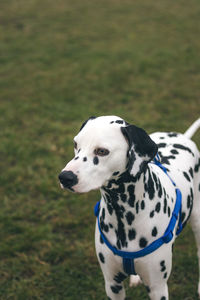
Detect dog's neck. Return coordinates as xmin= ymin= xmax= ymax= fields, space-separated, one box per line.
xmin=99 ymin=167 xmax=148 ymax=250
xmin=101 ymin=170 xmax=145 ymax=207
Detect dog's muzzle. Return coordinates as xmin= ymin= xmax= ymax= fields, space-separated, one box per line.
xmin=58 ymin=171 xmax=78 ymax=189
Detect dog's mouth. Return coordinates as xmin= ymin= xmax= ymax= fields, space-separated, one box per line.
xmin=59 ymin=182 xmax=75 ymax=192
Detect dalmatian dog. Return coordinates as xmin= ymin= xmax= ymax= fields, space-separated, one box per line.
xmin=58 ymin=116 xmax=200 ymax=300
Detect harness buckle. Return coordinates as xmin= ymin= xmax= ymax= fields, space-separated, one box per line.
xmin=162 ymin=231 xmax=173 ymax=243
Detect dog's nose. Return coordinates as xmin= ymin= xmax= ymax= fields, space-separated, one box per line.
xmin=58 ymin=171 xmax=78 ymax=188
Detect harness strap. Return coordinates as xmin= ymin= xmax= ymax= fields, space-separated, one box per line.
xmin=123 ymin=257 xmax=136 ymax=275
xmin=94 ymin=156 xmax=183 ymax=275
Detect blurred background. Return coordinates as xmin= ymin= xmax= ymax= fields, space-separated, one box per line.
xmin=0 ymin=0 xmax=200 ymax=299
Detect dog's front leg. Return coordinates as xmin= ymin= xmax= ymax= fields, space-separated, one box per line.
xmin=97 ymin=252 xmax=127 ymax=300
xmin=135 ymin=246 xmax=172 ymax=300
xmin=95 ymin=223 xmax=127 ymax=300
xmin=105 ymin=280 xmax=126 ymax=300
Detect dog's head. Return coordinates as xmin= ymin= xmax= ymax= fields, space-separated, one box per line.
xmin=58 ymin=116 xmax=158 ymax=193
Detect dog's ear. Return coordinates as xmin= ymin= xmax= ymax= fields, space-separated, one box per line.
xmin=121 ymin=125 xmax=158 ymax=177
xmin=79 ymin=116 xmax=96 ymax=131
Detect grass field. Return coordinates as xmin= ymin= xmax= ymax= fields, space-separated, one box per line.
xmin=0 ymin=0 xmax=200 ymax=299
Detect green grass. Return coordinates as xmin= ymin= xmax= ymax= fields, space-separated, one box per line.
xmin=0 ymin=0 xmax=200 ymax=299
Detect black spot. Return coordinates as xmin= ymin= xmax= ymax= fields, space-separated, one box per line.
xmin=160 ymin=297 xmax=166 ymax=300
xmin=161 ymin=155 xmax=175 ymax=165
xmin=161 ymin=265 xmax=166 ymax=272
xmin=163 ymin=197 xmax=167 ymax=214
xmin=181 ymin=212 xmax=186 ymax=223
xmin=173 ymin=144 xmax=194 ymax=156
xmin=184 ymin=188 xmax=194 ymax=224
xmin=145 ymin=285 xmax=151 ymax=293
xmin=121 ymin=193 xmax=127 ymax=203
xmin=110 ymin=285 xmax=122 ymax=294
xmin=157 ymin=143 xmax=167 ymax=148
xmin=120 ymin=205 xmax=125 ymax=214
xmin=163 ymin=272 xmax=167 ymax=279
xmin=168 ymin=207 xmax=171 ymax=217
xmin=117 ymin=184 xmax=125 ymax=194
xmin=100 ymin=235 xmax=104 ymax=244
xmin=110 ymin=121 xmax=114 ymax=124
xmin=116 ymin=240 xmax=121 ymax=249
xmin=106 ymin=181 xmax=113 ymax=189
xmin=113 ymin=171 xmax=120 ymax=176
xmin=125 ymin=211 xmax=135 ymax=225
xmin=115 ymin=120 xmax=124 ymax=124
xmin=109 ymin=223 xmax=113 ymax=228
xmin=183 ymin=171 xmax=191 ymax=182
xmin=155 ymin=202 xmax=161 ymax=213
xmin=194 ymin=158 xmax=200 ymax=173
xmin=136 ymin=201 xmax=139 ymax=214
xmin=114 ymin=272 xmax=127 ymax=283
xmin=139 ymin=237 xmax=148 ymax=248
xmin=141 ymin=200 xmax=145 ymax=210
xmin=99 ymin=252 xmax=105 ymax=263
xmin=171 ymin=149 xmax=179 ymax=155
xmin=100 ymin=220 xmax=109 ymax=233
xmin=150 ymin=210 xmax=154 ymax=218
xmin=190 ymin=187 xmax=194 ymax=200
xmin=160 ymin=260 xmax=165 ymax=267
xmin=103 ymin=223 xmax=109 ymax=232
xmin=147 ymin=169 xmax=155 ymax=200
xmin=128 ymin=229 xmax=136 ymax=240
xmin=189 ymin=167 xmax=193 ymax=178
xmin=140 ymin=161 xmax=148 ymax=174
xmin=93 ymin=156 xmax=99 ymax=165
xmin=83 ymin=157 xmax=87 ymax=162
xmin=159 ymin=136 xmax=165 ymax=139
xmin=168 ymin=132 xmax=178 ymax=137
xmin=74 ymin=156 xmax=79 ymax=160
xmin=158 ymin=179 xmax=163 ymax=197
xmin=128 ymin=185 xmax=135 ymax=207
xmin=107 ymin=202 xmax=113 ymax=215
xmin=102 ymin=208 xmax=105 ymax=220
xmin=152 ymin=172 xmax=158 ymax=189
xmin=152 ymin=227 xmax=158 ymax=237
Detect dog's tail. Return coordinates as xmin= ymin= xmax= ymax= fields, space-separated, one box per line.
xmin=184 ymin=118 xmax=200 ymax=139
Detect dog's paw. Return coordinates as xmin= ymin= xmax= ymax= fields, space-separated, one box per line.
xmin=129 ymin=275 xmax=142 ymax=287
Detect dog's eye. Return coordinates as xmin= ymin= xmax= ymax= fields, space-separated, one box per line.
xmin=94 ymin=148 xmax=110 ymax=156
xmin=74 ymin=141 xmax=78 ymax=149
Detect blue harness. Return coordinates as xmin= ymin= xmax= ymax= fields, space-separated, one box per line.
xmin=94 ymin=156 xmax=183 ymax=275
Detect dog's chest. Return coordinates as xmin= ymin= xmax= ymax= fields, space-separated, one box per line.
xmin=99 ymin=167 xmax=176 ymax=252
